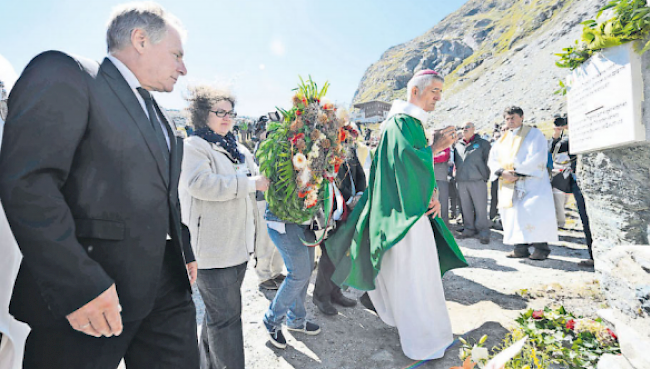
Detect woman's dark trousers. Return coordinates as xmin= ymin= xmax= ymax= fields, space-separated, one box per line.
xmin=197 ymin=262 xmax=248 ymax=369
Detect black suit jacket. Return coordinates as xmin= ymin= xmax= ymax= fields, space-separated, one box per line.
xmin=0 ymin=51 xmax=194 ymax=326
xmin=336 ymin=149 xmax=367 ymax=202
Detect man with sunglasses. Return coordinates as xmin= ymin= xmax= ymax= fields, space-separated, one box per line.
xmin=453 ymin=122 xmax=492 ymax=244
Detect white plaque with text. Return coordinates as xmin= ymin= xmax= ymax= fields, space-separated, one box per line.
xmin=566 ymin=42 xmax=646 ymax=154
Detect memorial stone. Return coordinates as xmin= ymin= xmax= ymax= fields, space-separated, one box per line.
xmin=568 ymin=40 xmax=650 ymax=369
xmin=567 ymin=42 xmax=650 ymax=154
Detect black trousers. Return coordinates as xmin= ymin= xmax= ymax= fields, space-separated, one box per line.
xmin=572 ymin=181 xmax=593 ymax=259
xmin=23 ymin=242 xmax=199 ymax=369
xmin=313 ymin=244 xmax=340 ymax=302
xmin=449 ymin=178 xmax=461 ymax=219
xmin=197 ymin=263 xmax=247 ymax=369
xmin=489 ymin=178 xmax=499 ymax=220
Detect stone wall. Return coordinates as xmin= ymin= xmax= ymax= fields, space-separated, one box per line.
xmin=575 ymin=34 xmax=650 ymax=369
xmin=577 ymin=77 xmax=650 ymax=369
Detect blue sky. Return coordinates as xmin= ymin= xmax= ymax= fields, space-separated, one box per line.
xmin=0 ymin=0 xmax=467 ymax=117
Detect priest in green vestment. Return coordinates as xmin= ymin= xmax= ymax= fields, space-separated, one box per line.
xmin=325 ymin=70 xmax=467 ymax=360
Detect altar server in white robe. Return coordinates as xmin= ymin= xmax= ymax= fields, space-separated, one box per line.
xmin=488 ymin=106 xmax=558 ymax=260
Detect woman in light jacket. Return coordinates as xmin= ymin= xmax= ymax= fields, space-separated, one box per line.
xmin=180 ymin=85 xmax=269 ymax=369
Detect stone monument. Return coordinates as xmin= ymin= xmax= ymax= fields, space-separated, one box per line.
xmin=567 ymin=41 xmax=650 ymax=369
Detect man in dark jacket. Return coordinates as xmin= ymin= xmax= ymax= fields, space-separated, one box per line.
xmin=312 ymin=144 xmax=366 ymax=315
xmin=0 ymin=3 xmax=199 ymax=367
xmin=454 ymin=122 xmax=492 ymax=244
xmin=550 ymin=117 xmax=593 ymax=267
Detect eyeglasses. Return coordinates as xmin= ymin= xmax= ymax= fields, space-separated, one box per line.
xmin=210 ymin=109 xmax=237 ymax=118
xmin=463 ymin=126 xmax=473 ymax=130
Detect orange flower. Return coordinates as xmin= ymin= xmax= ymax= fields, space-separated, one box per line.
xmin=289 ymin=133 xmax=305 ymax=145
xmin=338 ymin=128 xmax=347 ymax=143
xmin=296 ymin=110 xmax=303 ymax=116
xmin=566 ymin=319 xmax=576 ymax=330
xmin=449 ymin=357 xmax=476 ymax=369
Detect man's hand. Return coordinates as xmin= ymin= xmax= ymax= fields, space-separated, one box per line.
xmin=426 ymin=195 xmax=442 ymax=218
xmin=431 ymin=126 xmax=456 ymax=154
xmin=348 ymin=194 xmax=363 ymax=210
xmin=186 ymin=261 xmax=198 ymax=285
xmin=254 ymin=176 xmax=270 ymax=191
xmin=66 ymin=284 xmax=122 ymax=338
xmin=501 ymin=170 xmax=518 ymax=183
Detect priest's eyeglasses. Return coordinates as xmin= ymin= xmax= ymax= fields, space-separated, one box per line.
xmin=210 ymin=109 xmax=237 ymax=118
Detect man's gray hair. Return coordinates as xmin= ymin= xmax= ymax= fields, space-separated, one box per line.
xmin=406 ymin=73 xmax=445 ymax=99
xmin=106 ymin=2 xmax=186 ymax=53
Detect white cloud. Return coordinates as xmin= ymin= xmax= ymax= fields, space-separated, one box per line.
xmin=259 ymin=64 xmax=266 ymax=70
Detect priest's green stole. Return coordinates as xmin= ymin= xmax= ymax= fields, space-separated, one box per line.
xmin=326 ymin=114 xmax=468 ymax=291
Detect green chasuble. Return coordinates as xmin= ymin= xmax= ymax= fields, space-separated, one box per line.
xmin=325 ymin=112 xmax=468 ymax=291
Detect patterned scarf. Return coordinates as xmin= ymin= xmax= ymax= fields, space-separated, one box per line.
xmin=194 ymin=127 xmax=245 ymax=164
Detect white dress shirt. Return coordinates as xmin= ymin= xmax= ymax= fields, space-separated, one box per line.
xmin=106 ymin=55 xmax=170 ymax=149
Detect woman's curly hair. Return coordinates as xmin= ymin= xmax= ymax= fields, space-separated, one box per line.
xmin=184 ymin=84 xmax=236 ymax=130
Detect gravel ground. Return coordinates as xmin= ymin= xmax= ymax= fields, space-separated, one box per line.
xmin=189 ymin=209 xmax=603 ymax=369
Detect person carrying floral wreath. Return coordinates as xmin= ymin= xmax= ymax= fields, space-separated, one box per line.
xmin=256 ymin=77 xmax=354 ymax=349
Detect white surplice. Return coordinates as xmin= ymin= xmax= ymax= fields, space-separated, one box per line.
xmin=487 ymin=127 xmax=558 ymax=245
xmin=368 ymin=216 xmax=453 ymax=360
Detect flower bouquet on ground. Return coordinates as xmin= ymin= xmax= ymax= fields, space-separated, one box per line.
xmin=515 ymin=306 xmax=620 ymax=369
xmin=451 ymin=306 xmax=621 ymax=369
xmin=256 ymin=76 xmax=350 ymax=237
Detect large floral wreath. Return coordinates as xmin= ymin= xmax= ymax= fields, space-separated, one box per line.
xmin=256 ymin=77 xmax=353 ymax=228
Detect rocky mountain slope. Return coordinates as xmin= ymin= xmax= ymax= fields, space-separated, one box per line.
xmin=352 ymin=0 xmax=608 ymax=131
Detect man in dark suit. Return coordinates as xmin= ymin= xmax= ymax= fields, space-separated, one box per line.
xmin=312 ymin=137 xmax=366 ymax=316
xmin=0 ymin=3 xmax=199 ymax=368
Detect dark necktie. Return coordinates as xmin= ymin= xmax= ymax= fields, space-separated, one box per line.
xmin=137 ymin=87 xmax=173 ymax=237
xmin=136 ymin=87 xmax=170 ymax=167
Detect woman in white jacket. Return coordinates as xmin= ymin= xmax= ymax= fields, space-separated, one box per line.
xmin=179 ymin=85 xmax=269 ymax=369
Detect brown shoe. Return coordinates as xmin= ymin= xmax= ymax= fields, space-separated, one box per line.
xmin=529 ymin=249 xmax=550 ymax=261
xmin=506 ymin=251 xmax=530 ymax=258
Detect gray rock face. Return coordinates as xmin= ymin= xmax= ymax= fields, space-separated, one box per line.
xmin=352 ymin=0 xmax=608 ymax=131
xmin=579 ymin=148 xmax=650 ymax=246
xmin=593 ymin=246 xmax=650 ymax=316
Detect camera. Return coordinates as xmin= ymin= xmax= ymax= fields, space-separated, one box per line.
xmin=268 ymin=111 xmax=281 ymax=122
xmin=553 ymin=116 xmax=568 ymax=127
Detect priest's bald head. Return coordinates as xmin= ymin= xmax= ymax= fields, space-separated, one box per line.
xmin=407 ymin=70 xmax=444 ymax=112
